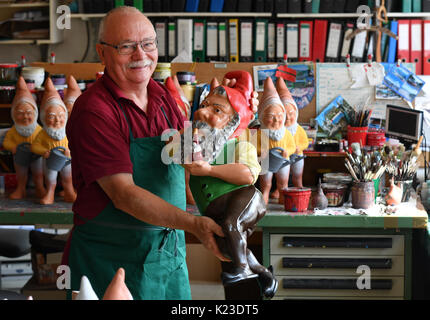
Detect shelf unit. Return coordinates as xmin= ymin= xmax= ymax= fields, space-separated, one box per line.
xmin=0 ymin=0 xmax=63 ymax=45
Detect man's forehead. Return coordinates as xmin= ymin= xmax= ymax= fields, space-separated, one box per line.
xmin=105 ymin=13 xmax=155 ymax=42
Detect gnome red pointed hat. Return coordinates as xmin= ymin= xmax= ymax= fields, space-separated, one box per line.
xmin=217 ymin=70 xmax=254 ymax=139
xmin=276 ymin=77 xmax=298 ymax=120
xmin=64 ymin=75 xmax=82 ymax=105
xmin=102 ymin=268 xmax=133 ymax=300
xmin=11 ymin=76 xmax=38 ymax=120
xmin=165 ymin=75 xmax=190 ymax=118
xmin=258 ymin=77 xmax=284 ymax=116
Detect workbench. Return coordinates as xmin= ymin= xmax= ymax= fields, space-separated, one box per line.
xmin=0 ymin=193 xmax=429 ymax=300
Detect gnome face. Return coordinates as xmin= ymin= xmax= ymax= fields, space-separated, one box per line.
xmin=261 ymin=104 xmax=285 ymax=131
xmin=13 ymin=103 xmax=36 ymax=127
xmin=193 ymin=87 xmax=240 ymax=163
xmin=44 ymin=104 xmax=66 ymax=130
xmin=284 ymin=103 xmax=297 ymax=127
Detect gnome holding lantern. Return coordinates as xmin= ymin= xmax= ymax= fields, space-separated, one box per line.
xmin=257 ymin=77 xmax=296 ymax=205
xmin=3 ymin=77 xmax=45 ymax=199
xmin=277 ymin=78 xmax=309 ymax=188
xmin=31 ymin=78 xmax=76 ymax=205
xmin=63 ymin=75 xmax=82 ymax=115
xmin=184 ymin=71 xmax=278 ymax=299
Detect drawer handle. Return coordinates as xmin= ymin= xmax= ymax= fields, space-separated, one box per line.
xmin=282 ymin=258 xmax=393 ymax=269
xmin=282 ymin=237 xmax=393 ymax=249
xmin=282 ymin=278 xmax=393 ymax=290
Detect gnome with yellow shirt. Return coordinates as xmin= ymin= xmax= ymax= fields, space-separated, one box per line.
xmin=257 ymin=77 xmax=296 ymax=204
xmin=276 ymin=78 xmax=308 ymax=188
xmin=31 ymin=78 xmax=76 ymax=205
xmin=3 ymin=77 xmax=45 ymax=199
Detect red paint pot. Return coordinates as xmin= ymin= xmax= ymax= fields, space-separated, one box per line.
xmin=282 ymin=187 xmax=312 ymax=212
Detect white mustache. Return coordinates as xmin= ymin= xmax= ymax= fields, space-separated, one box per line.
xmin=127 ymin=60 xmax=153 ymax=68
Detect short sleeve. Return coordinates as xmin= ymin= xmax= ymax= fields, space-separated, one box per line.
xmin=236 ymin=141 xmax=261 ymax=184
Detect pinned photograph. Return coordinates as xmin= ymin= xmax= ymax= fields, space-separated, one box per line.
xmin=383 ymin=64 xmax=426 ymax=102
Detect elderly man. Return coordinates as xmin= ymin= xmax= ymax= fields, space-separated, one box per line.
xmin=63 ymin=6 xmax=228 ymax=300
xmin=31 ymin=78 xmax=76 ymax=205
xmin=184 ymin=71 xmax=278 ymax=299
xmin=3 ymin=76 xmax=44 ymax=199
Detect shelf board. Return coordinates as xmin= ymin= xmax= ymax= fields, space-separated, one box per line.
xmin=278 ymin=12 xmax=430 ymax=18
xmin=0 ymin=2 xmax=49 ymax=8
xmin=0 ymin=104 xmax=12 ymax=109
xmin=71 ymin=12 xmax=273 ymax=19
xmin=0 ymin=39 xmax=35 ymax=44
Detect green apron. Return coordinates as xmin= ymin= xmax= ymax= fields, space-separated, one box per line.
xmin=67 ymin=103 xmax=191 ymax=300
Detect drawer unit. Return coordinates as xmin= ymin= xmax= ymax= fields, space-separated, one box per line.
xmin=268 ymin=234 xmax=406 ymax=299
xmin=271 ymin=255 xmax=404 ymax=276
xmin=275 ymin=275 xmax=404 ymax=298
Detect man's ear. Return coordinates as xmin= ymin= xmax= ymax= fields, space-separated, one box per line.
xmin=96 ymin=44 xmax=105 ymax=65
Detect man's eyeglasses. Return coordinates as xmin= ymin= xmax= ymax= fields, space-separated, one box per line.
xmin=99 ymin=39 xmax=158 ymax=55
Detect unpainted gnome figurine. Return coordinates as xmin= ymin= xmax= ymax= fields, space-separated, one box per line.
xmin=186 ymin=71 xmax=278 ymax=298
xmin=385 ymin=177 xmax=403 ymax=206
xmin=3 ymin=76 xmax=45 ymax=199
xmin=63 ymin=75 xmax=82 ymax=115
xmin=257 ymin=77 xmax=296 ymax=205
xmin=31 ymin=78 xmax=76 ymax=205
xmin=276 ymin=78 xmax=309 ymax=188
xmin=312 ymin=178 xmax=328 ymax=210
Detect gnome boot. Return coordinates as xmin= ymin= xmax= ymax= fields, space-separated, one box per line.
xmin=40 ymin=183 xmax=56 ymax=205
xmin=33 ymin=172 xmax=46 ymax=199
xmin=9 ymin=167 xmax=28 ymax=200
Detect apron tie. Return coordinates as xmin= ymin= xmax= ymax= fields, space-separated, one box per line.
xmin=159 ymin=228 xmax=179 ymax=257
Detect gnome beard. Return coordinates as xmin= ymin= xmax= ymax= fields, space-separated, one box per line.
xmin=15 ymin=121 xmax=38 ymax=137
xmin=192 ymin=113 xmax=240 ymax=164
xmin=45 ymin=126 xmax=66 ymax=141
xmin=285 ymin=122 xmax=298 ymax=136
xmin=260 ymin=122 xmax=287 ymax=142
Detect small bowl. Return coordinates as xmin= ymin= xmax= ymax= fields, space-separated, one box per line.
xmin=321 ymin=183 xmax=348 ymax=207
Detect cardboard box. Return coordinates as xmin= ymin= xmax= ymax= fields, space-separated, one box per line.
xmin=186 ymin=244 xmax=222 ymax=282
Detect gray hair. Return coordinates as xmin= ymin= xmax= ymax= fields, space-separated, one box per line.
xmin=98 ymin=6 xmax=146 ymax=43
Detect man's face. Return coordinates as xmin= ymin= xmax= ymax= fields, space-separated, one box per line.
xmin=194 ymin=94 xmax=235 ymax=129
xmin=96 ymin=12 xmax=158 ymax=88
xmin=284 ymin=103 xmax=297 ymax=127
xmin=261 ymin=105 xmax=285 ymax=131
xmin=13 ymin=103 xmax=35 ymax=126
xmin=45 ymin=105 xmax=66 ymax=130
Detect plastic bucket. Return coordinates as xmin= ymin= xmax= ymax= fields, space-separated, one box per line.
xmin=14 ymin=142 xmax=34 ymax=167
xmin=347 ymin=126 xmax=368 ymax=148
xmin=282 ymin=187 xmax=311 ymax=212
xmin=46 ymin=146 xmax=71 ymax=171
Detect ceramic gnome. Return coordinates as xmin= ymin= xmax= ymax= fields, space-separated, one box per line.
xmin=165 ymin=75 xmax=196 ymax=205
xmin=276 ymin=78 xmax=309 ymax=188
xmin=312 ymin=179 xmax=328 ymax=209
xmin=257 ymin=77 xmax=296 ymax=205
xmin=3 ymin=77 xmax=46 ymax=199
xmin=63 ymin=75 xmax=82 ymax=115
xmin=74 ymin=268 xmax=133 ymax=300
xmin=31 ymin=78 xmax=76 ymax=205
xmin=385 ymin=177 xmax=403 ymax=206
xmin=184 ymin=71 xmax=278 ymax=299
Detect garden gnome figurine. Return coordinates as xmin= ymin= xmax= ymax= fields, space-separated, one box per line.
xmin=63 ymin=75 xmax=82 ymax=115
xmin=31 ymin=78 xmax=76 ymax=205
xmin=386 ymin=177 xmax=403 ymax=206
xmin=277 ymin=77 xmax=308 ymax=188
xmin=3 ymin=76 xmax=45 ymax=199
xmin=165 ymin=75 xmax=195 ymax=204
xmin=257 ymin=77 xmax=296 ymax=205
xmin=185 ymin=71 xmax=278 ymax=299
xmin=165 ymin=75 xmax=191 ymax=120
xmin=312 ymin=179 xmax=328 ymax=210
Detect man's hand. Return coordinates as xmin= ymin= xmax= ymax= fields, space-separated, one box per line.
xmin=183 ymin=160 xmax=212 ymax=176
xmin=190 ymin=215 xmax=230 ymax=262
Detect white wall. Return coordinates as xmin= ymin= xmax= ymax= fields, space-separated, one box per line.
xmin=0 ymin=18 xmax=101 ymax=64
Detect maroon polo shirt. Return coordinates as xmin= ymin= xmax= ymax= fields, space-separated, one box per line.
xmin=66 ymin=71 xmax=185 ymax=225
